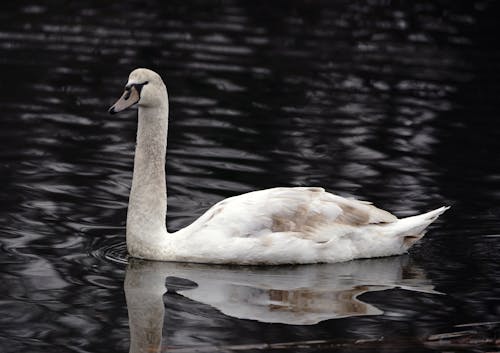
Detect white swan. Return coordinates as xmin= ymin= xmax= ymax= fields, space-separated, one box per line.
xmin=109 ymin=68 xmax=449 ymax=265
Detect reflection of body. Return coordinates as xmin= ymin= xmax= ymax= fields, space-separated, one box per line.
xmin=109 ymin=68 xmax=449 ymax=265
xmin=124 ymin=256 xmax=438 ymax=352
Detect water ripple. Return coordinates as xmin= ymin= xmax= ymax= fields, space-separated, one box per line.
xmin=0 ymin=0 xmax=499 ymax=352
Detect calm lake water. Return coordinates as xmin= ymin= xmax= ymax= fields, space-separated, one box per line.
xmin=1 ymin=1 xmax=500 ymax=352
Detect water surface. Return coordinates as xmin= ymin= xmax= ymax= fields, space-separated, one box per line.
xmin=1 ymin=1 xmax=500 ymax=352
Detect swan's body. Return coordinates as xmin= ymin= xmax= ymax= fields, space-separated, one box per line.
xmin=110 ymin=68 xmax=449 ymax=265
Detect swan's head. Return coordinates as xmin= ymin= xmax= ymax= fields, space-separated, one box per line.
xmin=109 ymin=68 xmax=167 ymax=114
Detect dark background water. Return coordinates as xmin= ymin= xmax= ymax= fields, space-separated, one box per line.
xmin=1 ymin=0 xmax=500 ymax=352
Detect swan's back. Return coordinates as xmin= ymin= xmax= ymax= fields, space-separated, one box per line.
xmin=178 ymin=187 xmax=395 ymax=237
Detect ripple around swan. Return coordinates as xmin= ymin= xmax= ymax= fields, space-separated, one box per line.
xmin=90 ymin=239 xmax=129 ymax=265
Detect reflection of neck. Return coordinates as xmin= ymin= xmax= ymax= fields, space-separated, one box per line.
xmin=127 ymin=99 xmax=169 ymax=254
xmin=125 ymin=261 xmax=167 ymax=353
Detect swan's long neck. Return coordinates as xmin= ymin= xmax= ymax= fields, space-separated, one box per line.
xmin=127 ymin=93 xmax=170 ymax=253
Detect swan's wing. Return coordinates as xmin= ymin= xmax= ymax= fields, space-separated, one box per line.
xmin=187 ymin=187 xmax=397 ymax=240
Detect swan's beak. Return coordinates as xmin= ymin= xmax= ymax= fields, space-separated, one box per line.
xmin=109 ymin=86 xmax=140 ymax=114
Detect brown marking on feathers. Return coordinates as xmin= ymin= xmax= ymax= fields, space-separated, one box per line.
xmin=271 ymin=216 xmax=295 ymax=232
xmin=336 ymin=202 xmax=397 ymax=226
xmin=337 ymin=204 xmax=370 ymax=225
xmin=292 ymin=205 xmax=310 ymax=229
xmin=271 ymin=204 xmax=329 ymax=233
xmin=269 ymin=188 xmax=397 ymax=238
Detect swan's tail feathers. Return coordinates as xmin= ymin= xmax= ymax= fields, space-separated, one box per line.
xmin=389 ymin=206 xmax=450 ymax=248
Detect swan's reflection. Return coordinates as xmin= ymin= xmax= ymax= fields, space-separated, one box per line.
xmin=125 ymin=256 xmax=438 ymax=352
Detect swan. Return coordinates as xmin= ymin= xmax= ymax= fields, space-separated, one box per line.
xmin=109 ymin=68 xmax=449 ymax=265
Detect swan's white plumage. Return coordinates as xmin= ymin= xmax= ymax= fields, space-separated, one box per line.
xmin=110 ymin=68 xmax=449 ymax=265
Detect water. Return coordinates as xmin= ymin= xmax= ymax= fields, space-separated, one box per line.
xmin=1 ymin=0 xmax=500 ymax=352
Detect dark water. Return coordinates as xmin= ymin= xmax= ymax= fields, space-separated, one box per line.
xmin=1 ymin=1 xmax=500 ymax=352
